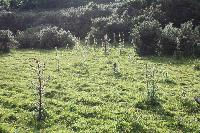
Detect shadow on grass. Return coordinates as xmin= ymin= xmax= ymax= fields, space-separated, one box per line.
xmin=0 ymin=52 xmax=11 ymax=57
xmin=142 ymin=56 xmax=198 ymax=65
xmin=135 ymin=100 xmax=175 ymax=118
xmin=116 ymin=120 xmax=147 ymax=133
xmin=181 ymin=97 xmax=200 ymax=114
xmin=135 ymin=99 xmax=198 ymax=132
xmin=27 ymin=110 xmax=52 ymax=132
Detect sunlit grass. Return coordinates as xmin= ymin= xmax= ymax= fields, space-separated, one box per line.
xmin=0 ymin=46 xmax=200 ymax=132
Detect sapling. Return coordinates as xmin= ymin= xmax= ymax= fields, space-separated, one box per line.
xmin=31 ymin=58 xmax=50 ymax=122
xmin=113 ymin=33 xmax=117 ymax=48
xmin=66 ymin=44 xmax=69 ymax=50
xmin=119 ymin=33 xmax=125 ymax=55
xmin=94 ymin=37 xmax=97 ymax=50
xmin=174 ymin=37 xmax=183 ymax=59
xmin=145 ymin=64 xmax=159 ymax=106
xmin=113 ymin=33 xmax=116 ymax=43
xmin=55 ymin=47 xmax=61 ymax=72
xmin=102 ymin=34 xmax=110 ymax=55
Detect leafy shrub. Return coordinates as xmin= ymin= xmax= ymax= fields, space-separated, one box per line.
xmin=159 ymin=23 xmax=180 ymax=56
xmin=178 ymin=21 xmax=199 ymax=57
xmin=16 ymin=26 xmax=77 ymax=49
xmin=0 ymin=30 xmax=15 ymax=53
xmin=142 ymin=4 xmax=166 ymax=27
xmin=86 ymin=27 xmax=105 ymax=45
xmin=132 ymin=20 xmax=162 ymax=56
xmin=39 ymin=26 xmax=76 ymax=49
xmin=16 ymin=27 xmax=41 ymax=48
xmin=86 ymin=14 xmax=131 ymax=45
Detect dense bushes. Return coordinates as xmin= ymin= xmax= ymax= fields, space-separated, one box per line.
xmin=159 ymin=23 xmax=180 ymax=56
xmin=0 ymin=30 xmax=15 ymax=52
xmin=0 ymin=30 xmax=15 ymax=53
xmin=132 ymin=20 xmax=161 ymax=56
xmin=0 ymin=11 xmax=39 ymax=32
xmin=16 ymin=26 xmax=77 ymax=49
xmin=159 ymin=0 xmax=200 ymax=27
xmin=0 ymin=0 xmax=200 ymax=57
xmin=132 ymin=20 xmax=200 ymax=57
xmin=2 ymin=0 xmax=88 ymax=10
xmin=86 ymin=13 xmax=132 ymax=46
xmin=1 ymin=0 xmax=117 ymax=10
xmin=178 ymin=21 xmax=200 ymax=57
xmin=128 ymin=0 xmax=200 ymax=57
xmin=0 ymin=2 xmax=112 ymax=38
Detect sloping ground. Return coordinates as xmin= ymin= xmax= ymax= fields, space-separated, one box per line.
xmin=0 ymin=46 xmax=200 ymax=132
xmin=0 ymin=2 xmax=118 ymax=38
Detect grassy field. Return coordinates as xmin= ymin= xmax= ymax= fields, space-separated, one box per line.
xmin=0 ymin=45 xmax=200 ymax=132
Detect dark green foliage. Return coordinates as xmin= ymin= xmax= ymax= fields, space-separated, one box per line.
xmin=0 ymin=126 xmax=9 ymax=133
xmin=86 ymin=14 xmax=131 ymax=45
xmin=0 ymin=0 xmax=10 ymax=10
xmin=132 ymin=19 xmax=200 ymax=57
xmin=116 ymin=0 xmax=148 ymax=17
xmin=132 ymin=20 xmax=162 ymax=56
xmin=2 ymin=0 xmax=116 ymax=10
xmin=0 ymin=11 xmax=39 ymax=32
xmin=0 ymin=0 xmax=200 ymax=56
xmin=16 ymin=26 xmax=77 ymax=49
xmin=0 ymin=30 xmax=15 ymax=53
xmin=7 ymin=0 xmax=88 ymax=10
xmin=0 ymin=2 xmax=112 ymax=39
xmin=178 ymin=21 xmax=200 ymax=57
xmin=194 ymin=64 xmax=200 ymax=71
xmin=159 ymin=23 xmax=180 ymax=56
xmin=159 ymin=0 xmax=200 ymax=27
